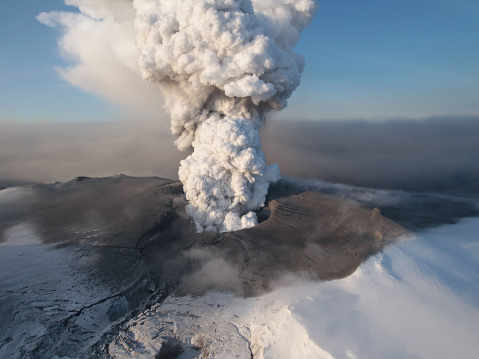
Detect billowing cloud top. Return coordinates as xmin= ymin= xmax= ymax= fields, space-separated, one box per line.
xmin=134 ymin=0 xmax=315 ymax=149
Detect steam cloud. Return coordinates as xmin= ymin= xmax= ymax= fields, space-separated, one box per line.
xmin=39 ymin=0 xmax=316 ymax=232
xmin=134 ymin=0 xmax=315 ymax=232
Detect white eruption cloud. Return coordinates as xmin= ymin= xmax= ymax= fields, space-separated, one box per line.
xmin=37 ymin=0 xmax=165 ymax=115
xmin=38 ymin=0 xmax=316 ymax=233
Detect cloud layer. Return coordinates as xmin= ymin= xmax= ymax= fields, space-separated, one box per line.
xmin=263 ymin=116 xmax=479 ymax=195
xmin=1 ymin=116 xmax=479 ymax=197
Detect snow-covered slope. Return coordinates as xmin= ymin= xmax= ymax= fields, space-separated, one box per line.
xmin=108 ymin=218 xmax=479 ymax=359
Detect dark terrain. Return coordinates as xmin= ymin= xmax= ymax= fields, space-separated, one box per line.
xmin=0 ymin=175 xmax=477 ymax=358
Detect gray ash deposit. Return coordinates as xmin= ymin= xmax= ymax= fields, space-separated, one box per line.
xmin=1 ymin=175 xmax=477 ymax=358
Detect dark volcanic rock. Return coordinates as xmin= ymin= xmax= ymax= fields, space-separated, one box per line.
xmin=146 ymin=190 xmax=406 ymax=296
xmin=1 ymin=174 xmax=453 ymax=358
xmin=216 ymin=191 xmax=404 ymax=293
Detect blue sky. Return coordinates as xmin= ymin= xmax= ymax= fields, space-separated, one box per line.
xmin=1 ymin=0 xmax=478 ymax=122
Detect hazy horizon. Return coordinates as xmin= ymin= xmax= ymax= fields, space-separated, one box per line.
xmin=2 ymin=115 xmax=478 ymax=196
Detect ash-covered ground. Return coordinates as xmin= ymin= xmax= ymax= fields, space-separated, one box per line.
xmin=1 ymin=175 xmax=478 ymax=358
xmin=2 ymin=0 xmax=478 ymax=357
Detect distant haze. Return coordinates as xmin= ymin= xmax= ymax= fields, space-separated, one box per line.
xmin=263 ymin=115 xmax=479 ymax=194
xmin=0 ymin=119 xmax=182 ymax=185
xmin=1 ymin=116 xmax=478 ymax=194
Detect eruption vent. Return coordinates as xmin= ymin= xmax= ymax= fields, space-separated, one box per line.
xmin=135 ymin=0 xmax=316 ymax=232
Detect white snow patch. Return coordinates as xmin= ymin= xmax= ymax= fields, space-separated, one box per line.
xmin=108 ymin=219 xmax=479 ymax=359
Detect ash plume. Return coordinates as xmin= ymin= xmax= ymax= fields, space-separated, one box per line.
xmin=134 ymin=0 xmax=315 ymax=232
xmin=38 ymin=0 xmax=316 ymax=232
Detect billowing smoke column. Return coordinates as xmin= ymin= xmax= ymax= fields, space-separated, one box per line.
xmin=38 ymin=0 xmax=315 ymax=232
xmin=134 ymin=0 xmax=316 ymax=232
